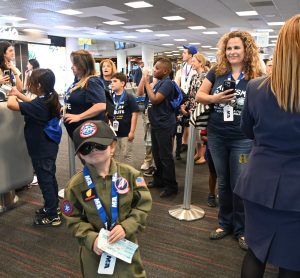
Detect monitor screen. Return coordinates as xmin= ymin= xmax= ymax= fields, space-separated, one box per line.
xmin=114 ymin=41 xmax=126 ymax=50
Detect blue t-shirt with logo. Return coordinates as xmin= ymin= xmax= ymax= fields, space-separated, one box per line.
xmin=206 ymin=68 xmax=249 ymax=139
xmin=113 ymin=91 xmax=139 ymax=137
xmin=19 ymin=97 xmax=58 ymax=159
xmin=64 ymin=77 xmax=106 ymax=138
xmin=148 ymin=76 xmax=176 ymax=129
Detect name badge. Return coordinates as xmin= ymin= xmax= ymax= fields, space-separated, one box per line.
xmin=177 ymin=125 xmax=182 ymax=134
xmin=223 ymin=105 xmax=234 ymax=122
xmin=98 ymin=252 xmax=116 ymax=275
xmin=112 ymin=120 xmax=119 ymax=131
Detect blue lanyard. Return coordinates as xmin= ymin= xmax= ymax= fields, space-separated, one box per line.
xmin=64 ymin=79 xmax=78 ymax=101
xmin=83 ymin=166 xmax=118 ymax=230
xmin=227 ymin=72 xmax=244 ymax=85
xmin=113 ymin=91 xmax=126 ymax=114
xmin=184 ymin=64 xmax=192 ymax=82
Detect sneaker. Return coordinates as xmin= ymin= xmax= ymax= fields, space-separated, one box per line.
xmin=33 ymin=215 xmax=62 ymax=227
xmin=35 ymin=207 xmax=62 ymax=216
xmin=140 ymin=162 xmax=150 ymax=171
xmin=238 ymin=236 xmax=248 ymax=251
xmin=30 ymin=175 xmax=39 ymax=186
xmin=144 ymin=167 xmax=155 ymax=177
xmin=209 ymin=228 xmax=231 ymax=240
xmin=180 ymin=144 xmax=188 ymax=153
xmin=207 ymin=194 xmax=217 ymax=207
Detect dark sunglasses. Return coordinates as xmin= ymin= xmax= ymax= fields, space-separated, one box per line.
xmin=79 ymin=142 xmax=108 ymax=155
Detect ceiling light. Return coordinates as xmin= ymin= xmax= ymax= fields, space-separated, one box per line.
xmin=256 ymin=29 xmax=274 ymax=32
xmin=23 ymin=28 xmax=43 ymax=33
xmin=236 ymin=11 xmax=258 ymax=16
xmin=271 ymin=40 xmax=277 ymax=43
xmin=210 ymin=47 xmax=218 ymax=50
xmin=164 ymin=51 xmax=172 ymax=53
xmin=172 ymin=50 xmax=180 ymax=52
xmin=177 ymin=46 xmax=184 ymax=49
xmin=174 ymin=39 xmax=187 ymax=41
xmin=123 ymin=35 xmax=137 ymax=38
xmin=136 ymin=29 xmax=153 ymax=32
xmin=268 ymin=43 xmax=276 ymax=47
xmin=267 ymin=21 xmax=285 ymax=26
xmin=87 ymin=31 xmax=106 ymax=35
xmin=173 ymin=53 xmax=180 ymax=55
xmin=55 ymin=25 xmax=74 ymax=30
xmin=188 ymin=26 xmax=206 ymax=30
xmin=103 ymin=21 xmax=124 ymax=25
xmin=124 ymin=1 xmax=153 ymax=8
xmin=162 ymin=43 xmax=174 ymax=46
xmin=189 ymin=42 xmax=201 ymax=45
xmin=166 ymin=54 xmax=173 ymax=56
xmin=57 ymin=9 xmax=82 ymax=15
xmin=202 ymin=31 xmax=218 ymax=35
xmin=0 ymin=15 xmax=26 ymax=21
xmin=162 ymin=16 xmax=185 ymax=21
xmin=202 ymin=45 xmax=212 ymax=48
xmin=269 ymin=35 xmax=278 ymax=38
xmin=155 ymin=34 xmax=170 ymax=37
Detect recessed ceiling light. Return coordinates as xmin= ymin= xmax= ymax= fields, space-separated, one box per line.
xmin=55 ymin=25 xmax=74 ymax=30
xmin=174 ymin=39 xmax=187 ymax=41
xmin=202 ymin=31 xmax=218 ymax=35
xmin=172 ymin=50 xmax=180 ymax=52
xmin=210 ymin=47 xmax=218 ymax=50
xmin=155 ymin=34 xmax=170 ymax=37
xmin=162 ymin=16 xmax=185 ymax=21
xmin=173 ymin=53 xmax=180 ymax=56
xmin=23 ymin=28 xmax=43 ymax=33
xmin=189 ymin=42 xmax=201 ymax=45
xmin=162 ymin=43 xmax=174 ymax=46
xmin=269 ymin=35 xmax=278 ymax=38
xmin=87 ymin=31 xmax=106 ymax=35
xmin=268 ymin=43 xmax=276 ymax=47
xmin=0 ymin=15 xmax=26 ymax=21
xmin=267 ymin=21 xmax=285 ymax=26
xmin=256 ymin=29 xmax=274 ymax=32
xmin=271 ymin=40 xmax=277 ymax=43
xmin=202 ymin=45 xmax=212 ymax=48
xmin=123 ymin=35 xmax=137 ymax=38
xmin=188 ymin=26 xmax=206 ymax=30
xmin=57 ymin=9 xmax=82 ymax=15
xmin=136 ymin=29 xmax=153 ymax=32
xmin=124 ymin=1 xmax=153 ymax=8
xmin=236 ymin=11 xmax=258 ymax=16
xmin=103 ymin=21 xmax=124 ymax=25
xmin=164 ymin=51 xmax=172 ymax=53
xmin=166 ymin=54 xmax=173 ymax=56
xmin=177 ymin=46 xmax=184 ymax=49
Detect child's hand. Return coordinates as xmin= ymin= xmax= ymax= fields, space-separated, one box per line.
xmin=93 ymin=236 xmax=103 ymax=256
xmin=108 ymin=225 xmax=126 ymax=244
xmin=128 ymin=131 xmax=135 ymax=141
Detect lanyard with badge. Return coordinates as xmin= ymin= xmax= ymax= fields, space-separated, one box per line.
xmin=223 ymin=72 xmax=244 ymax=122
xmin=112 ymin=91 xmax=126 ymax=132
xmin=63 ymin=80 xmax=78 ymax=116
xmin=83 ymin=166 xmax=119 ymax=275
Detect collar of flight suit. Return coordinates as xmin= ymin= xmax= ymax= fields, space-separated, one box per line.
xmin=85 ymin=158 xmax=118 ymax=181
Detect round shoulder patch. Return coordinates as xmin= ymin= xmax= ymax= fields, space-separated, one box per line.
xmin=80 ymin=122 xmax=97 ymax=138
xmin=115 ymin=177 xmax=130 ymax=194
xmin=61 ymin=200 xmax=74 ymax=216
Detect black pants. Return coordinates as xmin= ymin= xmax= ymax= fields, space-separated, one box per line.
xmin=151 ymin=126 xmax=178 ymax=192
xmin=31 ymin=156 xmax=59 ymax=216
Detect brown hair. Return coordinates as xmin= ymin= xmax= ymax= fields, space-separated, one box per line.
xmin=99 ymin=59 xmax=117 ymax=78
xmin=215 ymin=31 xmax=263 ymax=80
xmin=270 ymin=14 xmax=300 ymax=112
xmin=111 ymin=72 xmax=127 ymax=84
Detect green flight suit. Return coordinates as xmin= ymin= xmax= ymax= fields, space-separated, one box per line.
xmin=62 ymin=159 xmax=152 ymax=278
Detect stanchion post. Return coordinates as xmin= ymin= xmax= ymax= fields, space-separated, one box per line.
xmin=68 ymin=136 xmax=76 ymax=178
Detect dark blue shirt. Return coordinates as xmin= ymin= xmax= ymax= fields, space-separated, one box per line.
xmin=206 ymin=68 xmax=249 ymax=139
xmin=64 ymin=77 xmax=106 ymax=138
xmin=19 ymin=97 xmax=58 ymax=159
xmin=148 ymin=76 xmax=176 ymax=129
xmin=113 ymin=91 xmax=139 ymax=137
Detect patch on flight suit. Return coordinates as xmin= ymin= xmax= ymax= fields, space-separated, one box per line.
xmin=239 ymin=154 xmax=248 ymax=164
xmin=136 ymin=177 xmax=147 ymax=187
xmin=115 ymin=177 xmax=130 ymax=194
xmin=81 ymin=188 xmax=97 ymax=202
xmin=62 ymin=200 xmax=74 ymax=215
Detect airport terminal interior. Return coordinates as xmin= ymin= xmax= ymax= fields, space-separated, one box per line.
xmin=0 ymin=0 xmax=299 ymax=277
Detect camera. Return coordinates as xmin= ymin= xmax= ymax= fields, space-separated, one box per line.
xmin=223 ymin=80 xmax=235 ymax=93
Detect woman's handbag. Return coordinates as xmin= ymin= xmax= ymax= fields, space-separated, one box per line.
xmin=189 ymin=103 xmax=211 ymax=130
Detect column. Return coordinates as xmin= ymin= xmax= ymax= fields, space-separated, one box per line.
xmin=117 ymin=50 xmax=127 ymax=74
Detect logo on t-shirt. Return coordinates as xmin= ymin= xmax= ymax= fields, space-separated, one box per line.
xmin=80 ymin=122 xmax=97 ymax=138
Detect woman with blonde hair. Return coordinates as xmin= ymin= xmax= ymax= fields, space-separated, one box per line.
xmin=64 ymin=50 xmax=106 ymax=138
xmin=196 ymin=31 xmax=263 ymax=250
xmin=235 ymin=14 xmax=300 ymax=277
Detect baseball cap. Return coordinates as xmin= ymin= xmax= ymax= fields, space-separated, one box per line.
xmin=183 ymin=45 xmax=198 ymax=55
xmin=73 ymin=120 xmax=117 ymax=154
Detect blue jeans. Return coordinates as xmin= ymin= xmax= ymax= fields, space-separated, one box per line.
xmin=208 ymin=133 xmax=252 ymax=237
xmin=31 ymin=156 xmax=59 ymax=216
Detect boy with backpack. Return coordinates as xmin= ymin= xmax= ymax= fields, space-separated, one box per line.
xmin=111 ymin=73 xmax=139 ymax=164
xmin=143 ymin=58 xmax=178 ymax=198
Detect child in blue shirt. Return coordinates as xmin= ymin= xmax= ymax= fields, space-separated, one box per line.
xmin=7 ymin=68 xmax=62 ymax=227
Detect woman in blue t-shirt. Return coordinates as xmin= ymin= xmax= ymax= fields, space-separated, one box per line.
xmin=64 ymin=50 xmax=106 ymax=138
xmin=196 ymin=31 xmax=263 ymax=250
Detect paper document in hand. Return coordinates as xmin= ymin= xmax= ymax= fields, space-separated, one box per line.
xmin=97 ymin=229 xmax=139 ymax=264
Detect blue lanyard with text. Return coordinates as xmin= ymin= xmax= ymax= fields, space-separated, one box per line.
xmin=83 ymin=166 xmax=118 ymax=230
xmin=113 ymin=91 xmax=126 ymax=114
xmin=227 ymin=72 xmax=244 ymax=85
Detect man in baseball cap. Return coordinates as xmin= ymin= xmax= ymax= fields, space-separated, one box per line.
xmin=73 ymin=120 xmax=117 ymax=154
xmin=183 ymin=45 xmax=198 ymax=55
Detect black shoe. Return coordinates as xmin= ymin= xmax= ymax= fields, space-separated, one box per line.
xmin=209 ymin=228 xmax=231 ymax=240
xmin=207 ymin=194 xmax=217 ymax=207
xmin=147 ymin=181 xmax=163 ymax=188
xmin=176 ymin=154 xmax=182 ymax=160
xmin=238 ymin=236 xmax=248 ymax=251
xmin=35 ymin=207 xmax=62 ymax=216
xmin=33 ymin=214 xmax=62 ymax=227
xmin=180 ymin=144 xmax=188 ymax=153
xmin=159 ymin=189 xmax=178 ymax=198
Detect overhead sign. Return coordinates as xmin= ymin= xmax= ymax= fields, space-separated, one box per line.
xmin=78 ymin=38 xmax=92 ymax=45
xmin=251 ymin=32 xmax=269 ymax=47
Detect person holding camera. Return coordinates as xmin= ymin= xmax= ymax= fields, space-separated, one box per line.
xmin=196 ymin=31 xmax=263 ymax=250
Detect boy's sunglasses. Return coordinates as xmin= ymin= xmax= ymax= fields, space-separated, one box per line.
xmin=79 ymin=142 xmax=108 ymax=155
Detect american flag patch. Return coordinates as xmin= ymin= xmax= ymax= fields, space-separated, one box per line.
xmin=136 ymin=177 xmax=147 ymax=187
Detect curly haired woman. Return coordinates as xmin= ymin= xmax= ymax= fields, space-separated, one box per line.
xmin=196 ymin=31 xmax=263 ymax=250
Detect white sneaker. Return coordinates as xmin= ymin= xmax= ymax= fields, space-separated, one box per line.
xmin=140 ymin=162 xmax=150 ymax=171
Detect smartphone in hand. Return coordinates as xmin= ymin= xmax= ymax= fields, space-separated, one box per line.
xmin=223 ymin=80 xmax=235 ymax=93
